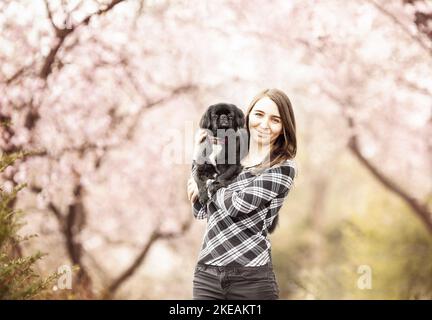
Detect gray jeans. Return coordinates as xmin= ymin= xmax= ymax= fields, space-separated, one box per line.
xmin=192 ymin=262 xmax=279 ymax=300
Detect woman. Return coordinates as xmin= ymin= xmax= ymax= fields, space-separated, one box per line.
xmin=187 ymin=88 xmax=297 ymax=300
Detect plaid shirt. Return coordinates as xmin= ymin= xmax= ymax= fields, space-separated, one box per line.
xmin=191 ymin=160 xmax=296 ymax=267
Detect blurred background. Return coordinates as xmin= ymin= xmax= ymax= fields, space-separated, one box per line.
xmin=0 ymin=0 xmax=431 ymax=299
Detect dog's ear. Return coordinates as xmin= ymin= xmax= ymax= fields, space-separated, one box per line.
xmin=199 ymin=105 xmax=213 ymax=129
xmin=233 ymin=105 xmax=245 ymax=129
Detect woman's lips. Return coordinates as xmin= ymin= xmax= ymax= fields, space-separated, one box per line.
xmin=256 ymin=129 xmax=270 ymax=135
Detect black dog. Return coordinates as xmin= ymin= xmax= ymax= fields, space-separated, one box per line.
xmin=193 ymin=103 xmax=247 ymax=205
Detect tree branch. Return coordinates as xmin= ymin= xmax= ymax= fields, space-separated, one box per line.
xmin=43 ymin=0 xmax=61 ymax=33
xmin=102 ymin=218 xmax=193 ymax=299
xmin=31 ymin=177 xmax=94 ymax=295
xmin=40 ymin=0 xmax=127 ymax=79
xmin=3 ymin=61 xmax=35 ymax=85
xmin=367 ymin=0 xmax=432 ymax=57
xmin=27 ymin=83 xmax=198 ymax=165
xmin=347 ymin=132 xmax=432 ymax=233
xmin=321 ymin=88 xmax=432 ymax=233
xmin=395 ymin=75 xmax=432 ymax=97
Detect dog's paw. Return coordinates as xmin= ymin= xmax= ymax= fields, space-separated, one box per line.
xmin=206 ymin=179 xmax=215 ymax=188
xmin=207 ymin=181 xmax=222 ymax=197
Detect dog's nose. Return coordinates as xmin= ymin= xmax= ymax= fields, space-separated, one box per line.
xmin=220 ymin=114 xmax=227 ymax=120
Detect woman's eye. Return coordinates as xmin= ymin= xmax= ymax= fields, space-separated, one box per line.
xmin=254 ymin=113 xmax=262 ymax=117
xmin=272 ymin=118 xmax=280 ymax=123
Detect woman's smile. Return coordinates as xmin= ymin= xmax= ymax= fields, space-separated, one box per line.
xmin=256 ymin=129 xmax=270 ymax=135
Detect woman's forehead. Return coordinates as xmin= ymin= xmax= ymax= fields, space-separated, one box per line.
xmin=252 ymin=97 xmax=280 ymax=116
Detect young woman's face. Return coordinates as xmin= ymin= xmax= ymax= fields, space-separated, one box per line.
xmin=248 ymin=97 xmax=283 ymax=146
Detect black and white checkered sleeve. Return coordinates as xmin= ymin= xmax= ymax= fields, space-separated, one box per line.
xmin=209 ymin=163 xmax=296 ymax=218
xmin=191 ymin=162 xmax=207 ymax=219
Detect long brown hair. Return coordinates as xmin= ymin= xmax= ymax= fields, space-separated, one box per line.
xmin=245 ymin=88 xmax=297 ymax=173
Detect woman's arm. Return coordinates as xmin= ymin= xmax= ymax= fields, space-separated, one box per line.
xmin=208 ymin=163 xmax=296 ymax=218
xmin=192 ymin=197 xmax=207 ymax=219
xmin=190 ymin=163 xmax=208 ymax=219
xmin=187 ymin=130 xmax=209 ymax=219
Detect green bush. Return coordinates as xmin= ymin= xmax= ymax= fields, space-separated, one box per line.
xmin=0 ymin=151 xmax=59 ymax=299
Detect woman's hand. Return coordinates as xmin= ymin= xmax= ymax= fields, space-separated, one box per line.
xmin=187 ymin=176 xmax=199 ymax=204
xmin=192 ymin=129 xmax=208 ymax=161
xmin=195 ymin=129 xmax=208 ymax=146
xmin=189 ymin=129 xmax=208 ymax=203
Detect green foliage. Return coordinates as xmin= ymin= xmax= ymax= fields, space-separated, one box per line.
xmin=273 ymin=157 xmax=432 ymax=300
xmin=338 ymin=194 xmax=432 ymax=299
xmin=0 ymin=151 xmax=60 ymax=299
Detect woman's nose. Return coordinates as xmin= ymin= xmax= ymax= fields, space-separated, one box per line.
xmin=259 ymin=118 xmax=270 ymax=129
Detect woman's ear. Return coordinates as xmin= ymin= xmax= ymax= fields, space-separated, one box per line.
xmin=199 ymin=106 xmax=212 ymax=129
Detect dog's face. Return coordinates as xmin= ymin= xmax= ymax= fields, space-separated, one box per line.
xmin=199 ymin=103 xmax=245 ymax=134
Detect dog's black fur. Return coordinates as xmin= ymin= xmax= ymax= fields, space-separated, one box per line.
xmin=193 ymin=103 xmax=247 ymax=205
xmin=192 ymin=103 xmax=280 ymax=234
